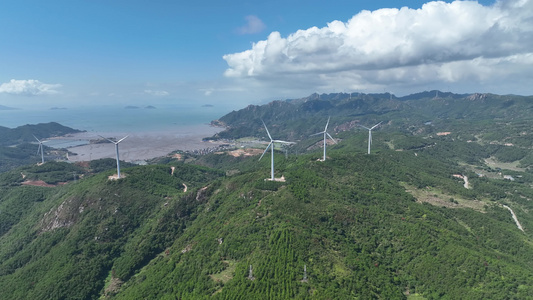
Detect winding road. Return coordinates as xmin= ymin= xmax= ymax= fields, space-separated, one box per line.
xmin=502 ymin=205 xmax=524 ymax=232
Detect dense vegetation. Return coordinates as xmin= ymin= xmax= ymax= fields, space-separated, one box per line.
xmin=1 ymin=91 xmax=533 ymax=299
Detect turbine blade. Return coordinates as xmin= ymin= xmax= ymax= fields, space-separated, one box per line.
xmin=370 ymin=121 xmax=383 ymax=130
xmin=370 ymin=131 xmax=372 ymax=145
xmin=37 ymin=144 xmax=41 ymax=154
xmin=261 ymin=120 xmax=273 ymax=141
xmin=327 ymin=133 xmax=337 ymax=144
xmin=98 ymin=135 xmax=116 ymax=144
xmin=259 ymin=142 xmax=272 ymax=161
xmin=359 ymin=125 xmax=370 ymax=130
xmin=310 ymin=131 xmax=324 ymax=137
xmin=116 ymin=135 xmax=129 ymax=143
xmin=273 ymin=140 xmax=295 ymax=144
xmin=324 ymin=116 xmax=330 ymax=131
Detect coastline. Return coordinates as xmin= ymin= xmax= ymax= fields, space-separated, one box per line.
xmin=63 ymin=124 xmax=226 ymax=163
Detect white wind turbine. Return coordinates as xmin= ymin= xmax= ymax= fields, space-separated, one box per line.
xmin=259 ymin=121 xmax=295 ymax=181
xmin=99 ymin=135 xmax=129 ymax=178
xmin=359 ymin=122 xmax=382 ymax=154
xmin=310 ymin=117 xmax=337 ymax=161
xmin=33 ymin=135 xmax=47 ymax=164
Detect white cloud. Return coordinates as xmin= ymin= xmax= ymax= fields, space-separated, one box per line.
xmin=236 ymin=15 xmax=266 ymax=35
xmin=199 ymin=86 xmax=247 ymax=97
xmin=202 ymin=89 xmax=214 ymax=96
xmin=223 ymin=0 xmax=533 ymax=95
xmin=0 ymin=79 xmax=62 ymax=96
xmin=144 ymin=89 xmax=169 ymax=96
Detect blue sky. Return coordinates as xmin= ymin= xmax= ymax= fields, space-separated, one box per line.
xmin=1 ymin=0 xmax=531 ymax=110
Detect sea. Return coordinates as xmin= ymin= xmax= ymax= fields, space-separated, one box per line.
xmin=0 ymin=103 xmax=231 ymax=149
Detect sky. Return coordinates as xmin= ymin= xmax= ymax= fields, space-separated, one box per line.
xmin=1 ymin=0 xmax=532 ymax=110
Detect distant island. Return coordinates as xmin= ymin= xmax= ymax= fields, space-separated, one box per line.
xmin=50 ymin=107 xmax=67 ymax=110
xmin=124 ymin=106 xmax=140 ymax=109
xmin=145 ymin=105 xmax=156 ymax=109
xmin=202 ymin=104 xmax=214 ymax=107
xmin=0 ymin=105 xmax=17 ymax=110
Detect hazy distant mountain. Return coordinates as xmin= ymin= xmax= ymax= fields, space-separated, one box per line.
xmin=0 ymin=104 xmax=17 ymax=110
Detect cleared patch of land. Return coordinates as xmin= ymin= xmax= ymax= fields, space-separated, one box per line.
xmin=209 ymin=260 xmax=237 ymax=284
xmin=226 ymin=148 xmax=264 ymax=157
xmin=21 ymin=180 xmax=66 ymax=187
xmin=402 ymin=183 xmax=486 ymax=212
xmin=484 ymin=157 xmax=525 ymax=172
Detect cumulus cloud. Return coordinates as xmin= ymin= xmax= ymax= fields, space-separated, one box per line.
xmin=236 ymin=15 xmax=266 ymax=35
xmin=223 ymin=0 xmax=533 ymax=94
xmin=144 ymin=89 xmax=169 ymax=96
xmin=0 ymin=79 xmax=62 ymax=96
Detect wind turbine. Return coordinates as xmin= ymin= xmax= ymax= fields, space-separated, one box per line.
xmin=99 ymin=135 xmax=128 ymax=178
xmin=259 ymin=121 xmax=295 ymax=181
xmin=359 ymin=122 xmax=382 ymax=154
xmin=310 ymin=117 xmax=337 ymax=161
xmin=33 ymin=135 xmax=47 ymax=164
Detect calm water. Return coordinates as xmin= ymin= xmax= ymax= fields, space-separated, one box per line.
xmin=0 ymin=103 xmax=228 ymax=133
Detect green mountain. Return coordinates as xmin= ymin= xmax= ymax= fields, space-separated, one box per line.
xmin=0 ymin=122 xmax=83 ymax=172
xmin=0 ymin=122 xmax=83 ymax=146
xmin=210 ymin=91 xmax=533 ymax=143
xmin=1 ymin=92 xmax=533 ymax=299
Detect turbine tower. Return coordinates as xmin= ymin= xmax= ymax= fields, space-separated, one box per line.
xmin=99 ymin=135 xmax=128 ymax=178
xmin=310 ymin=117 xmax=337 ymax=161
xmin=359 ymin=122 xmax=382 ymax=154
xmin=33 ymin=135 xmax=47 ymax=164
xmin=259 ymin=121 xmax=295 ymax=181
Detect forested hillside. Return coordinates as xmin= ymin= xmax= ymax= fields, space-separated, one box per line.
xmin=1 ymin=91 xmax=533 ymax=299
xmin=1 ymin=138 xmax=533 ymax=299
